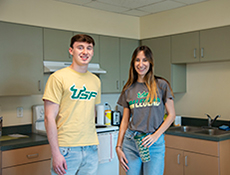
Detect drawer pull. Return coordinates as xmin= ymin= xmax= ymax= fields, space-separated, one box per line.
xmin=27 ymin=153 xmax=39 ymax=159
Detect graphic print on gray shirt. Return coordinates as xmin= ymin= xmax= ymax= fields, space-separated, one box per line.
xmin=118 ymin=79 xmax=174 ymax=133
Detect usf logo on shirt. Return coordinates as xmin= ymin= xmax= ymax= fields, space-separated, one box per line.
xmin=70 ymin=84 xmax=97 ymax=100
xmin=129 ymin=91 xmax=160 ymax=109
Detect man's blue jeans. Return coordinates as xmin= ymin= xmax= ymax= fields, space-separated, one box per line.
xmin=51 ymin=145 xmax=98 ymax=175
xmin=123 ymin=129 xmax=165 ymax=175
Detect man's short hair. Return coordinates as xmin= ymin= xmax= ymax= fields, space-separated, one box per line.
xmin=70 ymin=34 xmax=95 ymax=48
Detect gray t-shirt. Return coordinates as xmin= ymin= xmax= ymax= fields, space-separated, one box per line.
xmin=117 ymin=79 xmax=174 ymax=133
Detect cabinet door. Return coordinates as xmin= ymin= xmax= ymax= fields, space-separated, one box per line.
xmin=200 ymin=26 xmax=230 ymax=62
xmin=172 ymin=32 xmax=200 ymax=63
xmin=99 ymin=36 xmax=120 ymax=93
xmin=164 ymin=147 xmax=183 ymax=175
xmin=0 ymin=22 xmax=43 ymax=96
xmin=74 ymin=32 xmax=100 ymax=63
xmin=141 ymin=37 xmax=171 ymax=82
xmin=141 ymin=37 xmax=186 ymax=93
xmin=120 ymin=38 xmax=139 ymax=89
xmin=184 ymin=151 xmax=219 ymax=175
xmin=44 ymin=28 xmax=73 ymax=61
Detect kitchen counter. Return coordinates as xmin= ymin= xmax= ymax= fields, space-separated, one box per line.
xmin=0 ymin=133 xmax=49 ymax=151
xmin=165 ymin=126 xmax=230 ymax=142
xmin=0 ymin=125 xmax=119 ymax=151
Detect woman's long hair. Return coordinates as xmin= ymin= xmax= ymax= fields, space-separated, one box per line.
xmin=122 ymin=45 xmax=158 ymax=103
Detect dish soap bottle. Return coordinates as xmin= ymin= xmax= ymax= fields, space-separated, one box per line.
xmin=104 ymin=102 xmax=111 ymax=126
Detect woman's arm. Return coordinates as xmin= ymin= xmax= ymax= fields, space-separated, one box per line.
xmin=142 ymin=98 xmax=176 ymax=147
xmin=116 ymin=107 xmax=130 ymax=172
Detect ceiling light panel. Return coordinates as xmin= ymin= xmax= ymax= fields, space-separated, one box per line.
xmin=138 ymin=1 xmax=185 ymax=14
xmin=173 ymin=0 xmax=208 ymax=5
xmin=122 ymin=9 xmax=150 ymax=17
xmin=97 ymin=0 xmax=163 ymax=9
xmin=55 ymin=0 xmax=92 ymax=5
xmin=86 ymin=1 xmax=129 ymax=13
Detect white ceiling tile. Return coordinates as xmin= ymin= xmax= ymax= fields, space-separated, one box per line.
xmin=55 ymin=0 xmax=92 ymax=5
xmin=85 ymin=1 xmax=129 ymax=13
xmin=122 ymin=9 xmax=150 ymax=17
xmin=173 ymin=0 xmax=208 ymax=5
xmin=97 ymin=0 xmax=163 ymax=9
xmin=138 ymin=1 xmax=185 ymax=14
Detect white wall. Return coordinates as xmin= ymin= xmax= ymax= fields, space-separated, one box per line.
xmin=140 ymin=0 xmax=230 ymax=39
xmin=0 ymin=0 xmax=139 ymax=39
xmin=174 ymin=61 xmax=230 ymax=120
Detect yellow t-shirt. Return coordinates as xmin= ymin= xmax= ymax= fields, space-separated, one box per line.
xmin=43 ymin=67 xmax=101 ymax=147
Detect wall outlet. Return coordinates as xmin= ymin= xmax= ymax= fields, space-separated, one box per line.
xmin=17 ymin=107 xmax=23 ymax=118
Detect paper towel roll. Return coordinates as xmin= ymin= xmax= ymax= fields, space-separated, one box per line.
xmin=97 ymin=105 xmax=104 ymax=125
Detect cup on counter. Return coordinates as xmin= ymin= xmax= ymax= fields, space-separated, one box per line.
xmin=134 ymin=133 xmax=151 ymax=162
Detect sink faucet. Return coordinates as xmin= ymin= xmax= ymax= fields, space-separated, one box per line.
xmin=205 ymin=114 xmax=221 ymax=127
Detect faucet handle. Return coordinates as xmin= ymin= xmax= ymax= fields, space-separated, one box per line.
xmin=205 ymin=113 xmax=212 ymax=119
xmin=213 ymin=115 xmax=221 ymax=120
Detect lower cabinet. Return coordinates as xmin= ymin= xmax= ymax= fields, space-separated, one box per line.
xmin=164 ymin=135 xmax=230 ymax=175
xmin=1 ymin=144 xmax=51 ymax=175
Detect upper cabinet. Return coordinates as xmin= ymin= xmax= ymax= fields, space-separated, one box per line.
xmin=99 ymin=36 xmax=139 ymax=93
xmin=171 ymin=32 xmax=200 ymax=64
xmin=141 ymin=37 xmax=186 ymax=93
xmin=44 ymin=28 xmax=74 ymax=62
xmin=200 ymin=26 xmax=230 ymax=62
xmin=172 ymin=26 xmax=230 ymax=63
xmin=0 ymin=22 xmax=43 ymax=96
xmin=119 ymin=38 xmax=139 ymax=88
xmin=74 ymin=32 xmax=100 ymax=63
xmin=99 ymin=36 xmax=120 ymax=93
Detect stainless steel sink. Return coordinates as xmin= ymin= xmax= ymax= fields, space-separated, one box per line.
xmin=168 ymin=126 xmax=201 ymax=132
xmin=194 ymin=129 xmax=230 ymax=136
xmin=168 ymin=126 xmax=230 ymax=136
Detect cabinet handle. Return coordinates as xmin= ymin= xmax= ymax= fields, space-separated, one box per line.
xmin=116 ymin=81 xmax=120 ymax=90
xmin=194 ymin=48 xmax=197 ymax=58
xmin=201 ymin=48 xmax=204 ymax=58
xmin=185 ymin=156 xmax=188 ymax=166
xmin=38 ymin=80 xmax=41 ymax=91
xmin=27 ymin=153 xmax=39 ymax=159
xmin=177 ymin=154 xmax=181 ymax=165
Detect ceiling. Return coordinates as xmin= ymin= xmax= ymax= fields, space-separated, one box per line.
xmin=55 ymin=0 xmax=209 ymax=17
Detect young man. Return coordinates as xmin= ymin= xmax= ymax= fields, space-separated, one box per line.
xmin=43 ymin=34 xmax=101 ymax=175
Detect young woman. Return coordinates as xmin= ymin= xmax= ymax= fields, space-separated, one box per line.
xmin=116 ymin=45 xmax=176 ymax=175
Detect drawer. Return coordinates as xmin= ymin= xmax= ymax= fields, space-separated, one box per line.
xmin=2 ymin=144 xmax=51 ymax=168
xmin=2 ymin=159 xmax=51 ymax=175
xmin=165 ymin=135 xmax=219 ymax=156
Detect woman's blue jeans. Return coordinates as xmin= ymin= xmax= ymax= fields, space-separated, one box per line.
xmin=123 ymin=129 xmax=165 ymax=175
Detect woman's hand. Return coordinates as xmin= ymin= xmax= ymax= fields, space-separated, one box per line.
xmin=142 ymin=133 xmax=160 ymax=148
xmin=116 ymin=146 xmax=129 ymax=172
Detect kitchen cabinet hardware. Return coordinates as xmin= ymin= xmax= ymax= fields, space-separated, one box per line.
xmin=177 ymin=154 xmax=181 ymax=165
xmin=116 ymin=80 xmax=120 ymax=90
xmin=38 ymin=80 xmax=41 ymax=91
xmin=185 ymin=156 xmax=188 ymax=166
xmin=201 ymin=48 xmax=204 ymax=58
xmin=194 ymin=48 xmax=197 ymax=58
xmin=27 ymin=153 xmax=39 ymax=159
